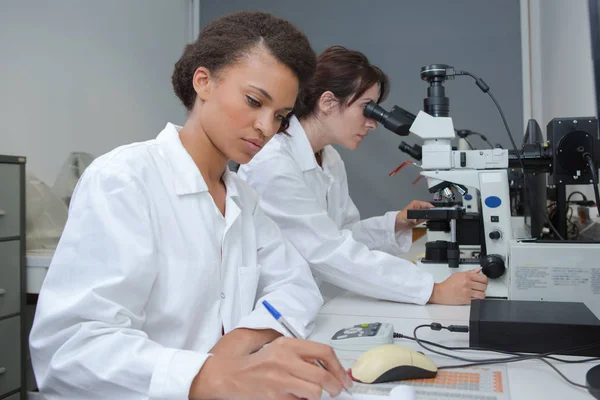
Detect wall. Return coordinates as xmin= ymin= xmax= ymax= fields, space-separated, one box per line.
xmin=201 ymin=0 xmax=523 ymax=218
xmin=0 ymin=0 xmax=193 ymax=186
xmin=528 ymin=0 xmax=596 ymax=127
xmin=525 ymin=0 xmax=598 ymax=200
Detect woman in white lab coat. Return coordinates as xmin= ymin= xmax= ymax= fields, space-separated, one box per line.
xmin=29 ymin=12 xmax=350 ymax=400
xmin=238 ymin=46 xmax=488 ymax=306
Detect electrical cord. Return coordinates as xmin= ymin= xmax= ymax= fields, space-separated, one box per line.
xmin=548 ymin=202 xmax=580 ymax=239
xmin=457 ymin=130 xmax=494 ymax=149
xmin=469 ymin=131 xmax=495 ymax=149
xmin=568 ymin=191 xmax=588 ymax=202
xmin=393 ymin=329 xmax=600 ymax=364
xmin=474 ymin=132 xmax=495 ymax=149
xmin=584 ymin=153 xmax=600 ymax=217
xmin=456 ymin=70 xmax=565 ymax=240
xmin=463 ymin=136 xmax=475 ymax=150
xmin=392 ymin=323 xmax=600 ymax=390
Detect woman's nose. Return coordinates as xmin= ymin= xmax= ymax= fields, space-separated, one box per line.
xmin=366 ymin=118 xmax=377 ymax=130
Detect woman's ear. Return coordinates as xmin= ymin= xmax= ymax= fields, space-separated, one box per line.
xmin=318 ymin=91 xmax=339 ymax=115
xmin=193 ymin=67 xmax=213 ymax=101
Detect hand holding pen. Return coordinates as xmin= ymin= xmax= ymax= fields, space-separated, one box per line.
xmin=189 ymin=301 xmax=353 ymax=400
xmin=263 ymin=300 xmax=354 ymax=398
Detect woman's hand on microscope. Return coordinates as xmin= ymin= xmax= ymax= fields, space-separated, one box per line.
xmin=428 ymin=268 xmax=488 ymax=305
xmin=395 ymin=200 xmax=434 ymax=231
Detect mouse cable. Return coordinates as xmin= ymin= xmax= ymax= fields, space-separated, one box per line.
xmin=393 ymin=323 xmax=600 ymax=390
xmin=393 ymin=327 xmax=600 ymax=364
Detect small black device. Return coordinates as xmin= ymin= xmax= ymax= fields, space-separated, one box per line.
xmin=545 ymin=117 xmax=600 ymax=238
xmin=420 ymin=64 xmax=455 ymax=117
xmin=588 ymin=364 xmax=600 ymax=399
xmin=469 ymin=299 xmax=600 ymax=357
xmin=547 ymin=117 xmax=599 ymax=186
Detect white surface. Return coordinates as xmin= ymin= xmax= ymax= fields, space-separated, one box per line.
xmin=311 ymin=296 xmax=597 ymax=400
xmin=321 ymin=291 xmax=471 ymax=322
xmin=0 ymin=0 xmax=191 ymax=186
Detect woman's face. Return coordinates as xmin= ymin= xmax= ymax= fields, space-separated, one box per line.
xmin=194 ymin=45 xmax=299 ymax=164
xmin=327 ymin=84 xmax=379 ymax=150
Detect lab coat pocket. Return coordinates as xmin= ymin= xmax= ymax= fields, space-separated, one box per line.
xmin=238 ymin=264 xmax=261 ymax=316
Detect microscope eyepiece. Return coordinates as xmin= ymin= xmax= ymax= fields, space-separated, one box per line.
xmin=363 ymin=101 xmax=388 ymax=122
xmin=398 ymin=141 xmax=422 ymax=161
xmin=363 ymin=101 xmax=415 ymax=136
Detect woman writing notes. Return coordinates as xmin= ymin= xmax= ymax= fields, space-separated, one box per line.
xmin=239 ymin=46 xmax=488 ymax=306
xmin=29 ymin=12 xmax=350 ymax=400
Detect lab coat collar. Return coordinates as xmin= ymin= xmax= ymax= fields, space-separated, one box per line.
xmin=286 ymin=116 xmax=320 ymax=172
xmin=157 ymin=123 xmax=240 ymax=198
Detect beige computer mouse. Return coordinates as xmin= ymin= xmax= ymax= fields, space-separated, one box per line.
xmin=349 ymin=344 xmax=438 ymax=384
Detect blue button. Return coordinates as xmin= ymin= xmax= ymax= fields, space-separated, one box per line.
xmin=464 ymin=194 xmax=473 ymax=200
xmin=485 ymin=196 xmax=502 ymax=208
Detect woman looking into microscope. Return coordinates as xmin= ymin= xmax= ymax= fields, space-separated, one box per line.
xmin=238 ymin=46 xmax=488 ymax=306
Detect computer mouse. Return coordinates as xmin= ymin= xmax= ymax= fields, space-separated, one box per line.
xmin=588 ymin=364 xmax=600 ymax=399
xmin=349 ymin=344 xmax=438 ymax=384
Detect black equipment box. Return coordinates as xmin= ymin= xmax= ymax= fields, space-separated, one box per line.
xmin=469 ymin=299 xmax=600 ymax=357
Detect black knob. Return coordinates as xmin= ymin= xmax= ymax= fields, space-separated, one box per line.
xmin=488 ymin=230 xmax=502 ymax=240
xmin=481 ymin=255 xmax=505 ymax=279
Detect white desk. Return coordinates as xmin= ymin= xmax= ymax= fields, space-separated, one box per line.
xmin=310 ymin=291 xmax=597 ymax=400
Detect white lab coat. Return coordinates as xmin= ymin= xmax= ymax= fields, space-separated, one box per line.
xmin=29 ymin=123 xmax=323 ymax=400
xmin=238 ymin=116 xmax=434 ymax=305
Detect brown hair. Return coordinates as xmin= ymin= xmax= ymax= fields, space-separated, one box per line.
xmin=172 ymin=10 xmax=316 ymax=131
xmin=294 ymin=46 xmax=389 ymax=119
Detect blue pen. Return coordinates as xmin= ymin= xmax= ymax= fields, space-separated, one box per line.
xmin=262 ymin=300 xmax=353 ymax=397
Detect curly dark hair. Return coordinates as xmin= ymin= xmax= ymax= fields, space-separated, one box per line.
xmin=294 ymin=46 xmax=389 ymax=119
xmin=172 ymin=11 xmax=316 ymax=121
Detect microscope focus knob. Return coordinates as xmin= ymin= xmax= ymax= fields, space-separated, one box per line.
xmin=481 ymin=255 xmax=505 ymax=279
xmin=488 ymin=230 xmax=502 ymax=240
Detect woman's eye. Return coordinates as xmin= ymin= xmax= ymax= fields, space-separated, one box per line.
xmin=246 ymin=96 xmax=261 ymax=107
xmin=275 ymin=113 xmax=285 ymax=121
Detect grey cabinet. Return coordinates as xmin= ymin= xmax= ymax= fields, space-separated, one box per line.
xmin=0 ymin=242 xmax=21 ymax=319
xmin=0 ymin=318 xmax=21 ymax=395
xmin=0 ymin=156 xmax=25 ymax=400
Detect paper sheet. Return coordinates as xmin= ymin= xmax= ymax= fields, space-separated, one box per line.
xmin=322 ymin=357 xmax=510 ymax=400
xmin=322 ymin=384 xmax=416 ymax=400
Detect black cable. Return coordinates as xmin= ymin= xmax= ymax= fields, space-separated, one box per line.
xmin=440 ymin=357 xmax=589 ymax=389
xmin=463 ymin=136 xmax=475 ymax=150
xmin=471 ymin=131 xmax=495 ymax=149
xmin=457 ymin=70 xmax=565 ymax=240
xmin=457 ymin=130 xmax=494 ymax=149
xmin=403 ymin=324 xmax=600 ymax=390
xmin=393 ymin=331 xmax=600 ymax=364
xmin=568 ymin=191 xmax=588 ymax=202
xmin=411 ymin=324 xmax=540 ymax=364
xmin=584 ymin=153 xmax=600 ymax=217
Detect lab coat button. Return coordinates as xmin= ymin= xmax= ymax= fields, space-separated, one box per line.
xmin=220 ymin=293 xmax=225 ymax=299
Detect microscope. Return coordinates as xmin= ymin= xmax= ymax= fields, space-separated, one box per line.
xmin=365 ymin=64 xmax=600 ymax=317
